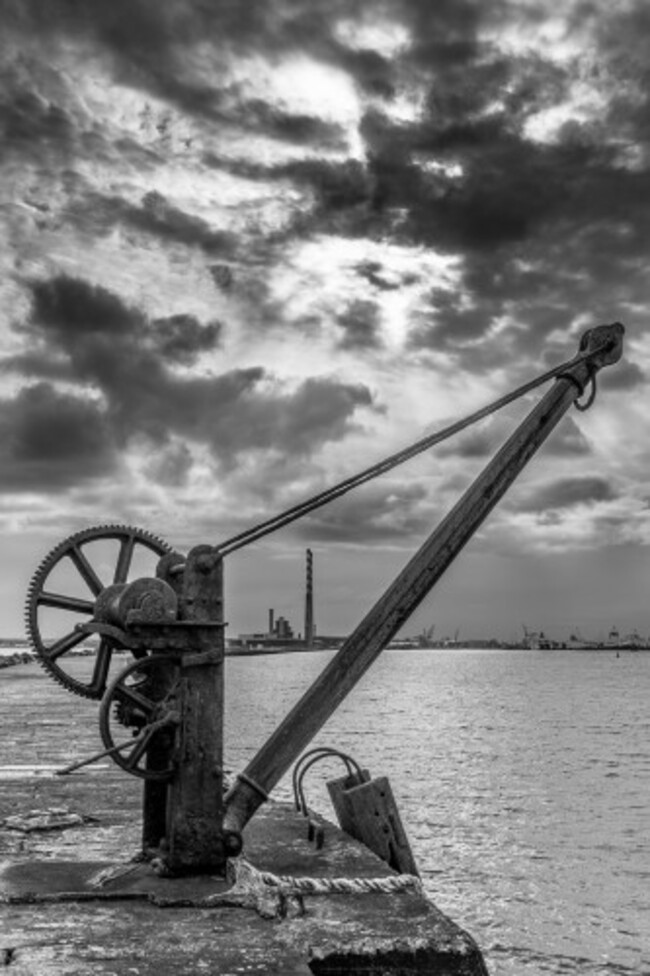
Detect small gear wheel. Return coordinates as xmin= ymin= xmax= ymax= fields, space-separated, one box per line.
xmin=25 ymin=525 xmax=172 ymax=699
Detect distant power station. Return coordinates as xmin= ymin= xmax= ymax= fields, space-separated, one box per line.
xmin=232 ymin=549 xmax=319 ymax=651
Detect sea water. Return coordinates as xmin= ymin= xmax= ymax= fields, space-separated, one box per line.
xmin=225 ymin=648 xmax=649 ymax=976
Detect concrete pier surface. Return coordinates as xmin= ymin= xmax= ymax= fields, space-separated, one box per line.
xmin=1 ymin=660 xmax=489 ymax=975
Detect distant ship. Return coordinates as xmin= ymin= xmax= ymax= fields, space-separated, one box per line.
xmin=604 ymin=627 xmax=648 ymax=650
xmin=567 ymin=627 xmax=650 ymax=650
xmin=567 ymin=632 xmax=601 ymax=650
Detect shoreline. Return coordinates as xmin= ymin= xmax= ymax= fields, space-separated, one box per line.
xmin=2 ymin=644 xmax=647 ymax=673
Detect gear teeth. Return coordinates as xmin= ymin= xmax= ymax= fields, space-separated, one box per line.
xmin=25 ymin=524 xmax=173 ymax=700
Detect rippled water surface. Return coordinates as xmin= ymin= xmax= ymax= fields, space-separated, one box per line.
xmin=224 ymin=648 xmax=649 ymax=976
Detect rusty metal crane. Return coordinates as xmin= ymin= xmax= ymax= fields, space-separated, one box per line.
xmin=24 ymin=323 xmax=624 ymax=877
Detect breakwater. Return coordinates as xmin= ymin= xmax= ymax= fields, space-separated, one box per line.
xmin=0 ymin=649 xmax=34 ymax=669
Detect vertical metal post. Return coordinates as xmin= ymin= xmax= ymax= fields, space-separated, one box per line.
xmin=142 ymin=553 xmax=186 ymax=855
xmin=141 ymin=664 xmax=175 ymax=854
xmin=165 ymin=546 xmax=226 ymax=874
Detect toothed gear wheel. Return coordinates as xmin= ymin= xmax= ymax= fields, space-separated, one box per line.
xmin=25 ymin=525 xmax=172 ymax=700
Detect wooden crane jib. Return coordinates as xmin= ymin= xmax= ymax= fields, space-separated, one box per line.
xmin=25 ymin=323 xmax=624 ymax=876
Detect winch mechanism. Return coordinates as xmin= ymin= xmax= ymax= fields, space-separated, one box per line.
xmin=26 ymin=525 xmax=239 ymax=873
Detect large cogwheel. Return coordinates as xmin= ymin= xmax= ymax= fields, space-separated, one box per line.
xmin=25 ymin=525 xmax=172 ymax=700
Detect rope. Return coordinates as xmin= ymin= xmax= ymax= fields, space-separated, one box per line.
xmin=258 ymin=868 xmax=422 ymax=896
xmin=216 ymin=343 xmax=607 ymax=555
xmin=0 ymin=860 xmax=422 ymax=909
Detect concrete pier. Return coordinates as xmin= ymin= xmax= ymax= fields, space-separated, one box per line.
xmin=1 ymin=660 xmax=489 ymax=975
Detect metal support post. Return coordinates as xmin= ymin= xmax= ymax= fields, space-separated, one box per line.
xmin=163 ymin=546 xmax=227 ymax=874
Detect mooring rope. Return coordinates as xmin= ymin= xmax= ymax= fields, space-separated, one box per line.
xmin=216 ymin=343 xmax=605 ymax=555
xmin=0 ymin=860 xmax=422 ymax=907
xmin=258 ymin=868 xmax=422 ymax=896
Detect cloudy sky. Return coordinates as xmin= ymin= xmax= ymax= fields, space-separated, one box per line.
xmin=1 ymin=0 xmax=649 ymax=644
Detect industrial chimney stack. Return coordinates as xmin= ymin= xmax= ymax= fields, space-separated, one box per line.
xmin=304 ymin=548 xmax=314 ymax=648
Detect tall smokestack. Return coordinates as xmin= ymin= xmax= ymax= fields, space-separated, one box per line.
xmin=304 ymin=548 xmax=314 ymax=648
xmin=268 ymin=608 xmax=274 ymax=636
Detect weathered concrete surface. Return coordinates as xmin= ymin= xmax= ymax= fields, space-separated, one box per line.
xmin=1 ymin=660 xmax=489 ymax=975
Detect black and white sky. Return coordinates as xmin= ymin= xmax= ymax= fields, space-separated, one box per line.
xmin=1 ymin=0 xmax=649 ymax=641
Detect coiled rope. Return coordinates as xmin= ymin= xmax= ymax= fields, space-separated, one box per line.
xmin=216 ymin=343 xmax=605 ymax=555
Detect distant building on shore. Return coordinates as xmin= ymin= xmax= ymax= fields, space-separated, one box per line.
xmin=228 ymin=549 xmax=321 ymax=652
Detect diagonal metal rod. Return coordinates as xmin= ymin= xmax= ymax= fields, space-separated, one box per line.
xmin=223 ymin=323 xmax=624 ymax=834
xmin=56 ymin=714 xmax=178 ymax=776
xmin=57 ymin=732 xmax=150 ymax=776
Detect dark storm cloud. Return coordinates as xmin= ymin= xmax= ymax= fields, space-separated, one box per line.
xmin=66 ymin=189 xmax=237 ymax=257
xmin=594 ymin=2 xmax=650 ymax=144
xmin=0 ymin=0 xmax=215 ymax=117
xmin=200 ymin=155 xmax=373 ymax=252
xmin=134 ymin=192 xmax=236 ymax=255
xmin=31 ymin=275 xmax=142 ymax=336
xmin=0 ymin=0 xmax=386 ymax=135
xmin=354 ymin=22 xmax=577 ymax=252
xmin=0 ymin=87 xmax=74 ymax=160
xmin=0 ymin=61 xmax=156 ymax=177
xmin=361 ymin=109 xmax=585 ymax=253
xmin=242 ymin=101 xmax=347 ymax=149
xmin=27 ymin=277 xmax=222 ymax=366
xmin=396 ymin=0 xmax=481 ymax=44
xmin=411 ymin=206 xmax=649 ymax=368
xmin=0 ymin=0 xmax=346 ymax=204
xmin=202 ymin=153 xmax=372 ymax=222
xmin=411 ymin=286 xmax=489 ymax=351
xmin=0 ymin=383 xmax=117 ymax=492
xmin=331 ymin=45 xmax=395 ymax=99
xmin=353 ymin=4 xmax=650 ymax=358
xmin=5 ymin=275 xmax=375 ymax=466
xmin=276 ymin=159 xmax=372 ymax=213
xmin=209 ymin=264 xmax=234 ymax=291
xmin=295 ymin=482 xmax=433 ymax=544
xmin=4 ymin=0 xmax=650 ymax=367
xmin=514 ymin=476 xmax=618 ymax=514
xmin=151 ymin=314 xmax=222 ymax=366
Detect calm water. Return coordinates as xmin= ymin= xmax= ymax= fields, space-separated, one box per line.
xmin=224 ymin=648 xmax=649 ymax=976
